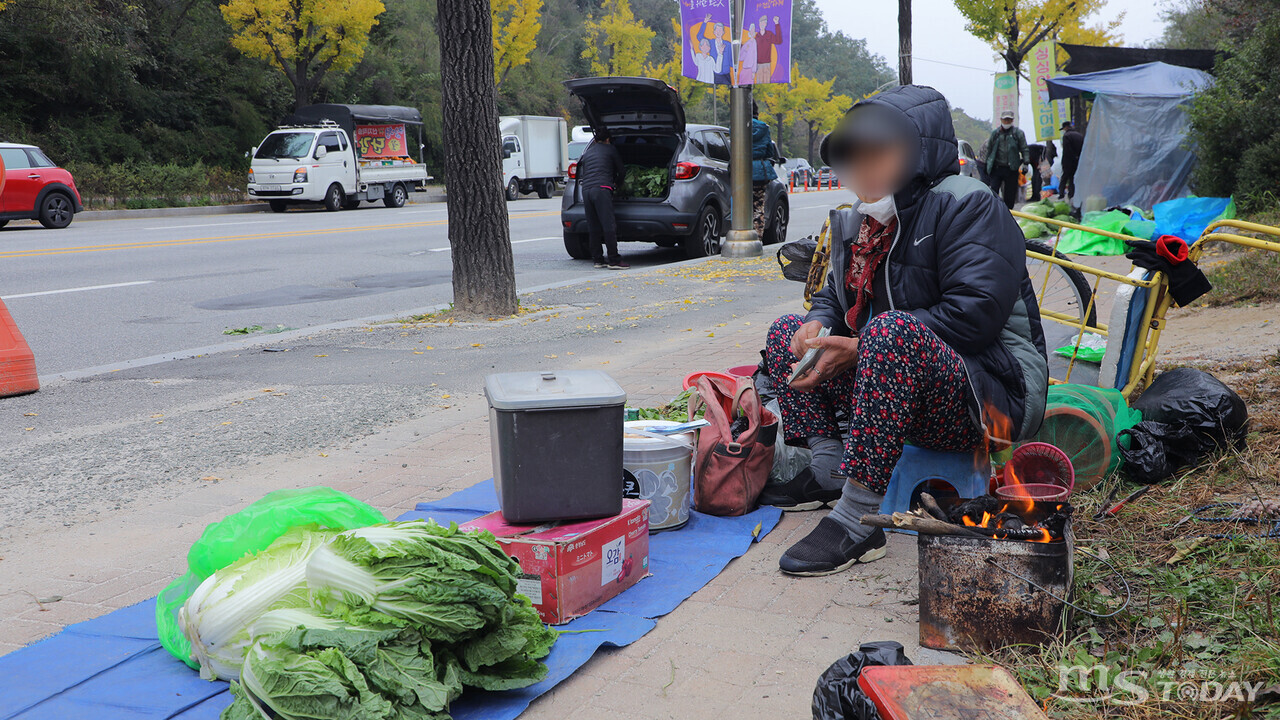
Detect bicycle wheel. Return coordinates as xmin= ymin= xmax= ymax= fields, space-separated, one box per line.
xmin=1025 ymin=239 xmax=1098 ymax=328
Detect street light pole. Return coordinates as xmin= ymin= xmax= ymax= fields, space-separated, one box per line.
xmin=722 ymin=0 xmax=762 ymax=259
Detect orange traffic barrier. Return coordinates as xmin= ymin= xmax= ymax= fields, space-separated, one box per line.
xmin=0 ymin=299 xmax=39 ymax=397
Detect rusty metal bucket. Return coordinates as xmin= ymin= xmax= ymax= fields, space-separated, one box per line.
xmin=917 ymin=529 xmax=1075 ymax=652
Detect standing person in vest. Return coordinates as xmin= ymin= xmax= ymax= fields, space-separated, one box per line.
xmin=756 ymin=86 xmax=1048 ymax=576
xmin=984 ymin=110 xmax=1029 ymax=209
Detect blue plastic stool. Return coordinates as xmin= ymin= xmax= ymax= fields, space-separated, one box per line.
xmin=877 ymin=445 xmax=990 ymax=533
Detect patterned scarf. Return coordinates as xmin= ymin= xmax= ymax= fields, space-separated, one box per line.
xmin=844 ymin=216 xmax=897 ymax=330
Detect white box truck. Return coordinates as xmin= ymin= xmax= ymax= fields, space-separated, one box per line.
xmin=500 ymin=115 xmax=569 ymax=200
xmin=248 ymin=104 xmax=431 ymax=213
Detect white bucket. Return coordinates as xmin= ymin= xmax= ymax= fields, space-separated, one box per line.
xmin=623 ymin=420 xmax=695 ymax=531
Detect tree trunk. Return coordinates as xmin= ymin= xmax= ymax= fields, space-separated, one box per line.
xmin=436 ymin=0 xmax=518 ymax=316
xmin=897 ymin=0 xmax=912 ymax=85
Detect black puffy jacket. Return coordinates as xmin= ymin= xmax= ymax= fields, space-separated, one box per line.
xmin=808 ymin=85 xmax=1049 ymax=441
xmin=577 ymin=140 xmax=624 ymax=191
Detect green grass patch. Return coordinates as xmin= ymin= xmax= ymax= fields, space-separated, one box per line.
xmin=986 ymin=362 xmax=1280 ymax=718
xmin=1202 ymin=251 xmax=1280 ymax=306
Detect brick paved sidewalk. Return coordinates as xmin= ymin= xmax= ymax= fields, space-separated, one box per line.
xmin=0 ymin=264 xmax=961 ymax=717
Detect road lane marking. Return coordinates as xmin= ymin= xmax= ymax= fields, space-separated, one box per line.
xmin=0 ymin=212 xmax=560 ymax=260
xmin=142 ymin=220 xmax=286 ymax=230
xmin=2 ymin=280 xmax=155 ymax=299
xmin=426 ymin=235 xmax=559 ymax=254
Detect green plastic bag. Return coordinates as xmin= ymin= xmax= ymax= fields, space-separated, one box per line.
xmin=1056 ymin=210 xmax=1132 ymax=256
xmin=156 ymin=487 xmax=386 ymax=667
xmin=1054 ymin=332 xmax=1106 ymax=363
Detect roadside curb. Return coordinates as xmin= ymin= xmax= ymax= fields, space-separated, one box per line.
xmin=38 ymin=253 xmax=725 ymax=385
xmin=76 ymin=193 xmax=449 ymax=222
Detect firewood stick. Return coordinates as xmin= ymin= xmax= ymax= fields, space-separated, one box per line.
xmin=859 ymin=513 xmax=988 ymax=537
xmin=918 ymin=492 xmax=950 ymax=522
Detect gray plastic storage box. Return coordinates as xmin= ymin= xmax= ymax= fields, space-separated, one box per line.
xmin=485 ymin=370 xmax=627 ymax=523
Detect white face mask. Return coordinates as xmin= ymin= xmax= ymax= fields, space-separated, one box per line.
xmin=859 ymin=194 xmax=897 ymax=224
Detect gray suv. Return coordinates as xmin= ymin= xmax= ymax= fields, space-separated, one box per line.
xmin=561 ymin=77 xmax=789 ymax=260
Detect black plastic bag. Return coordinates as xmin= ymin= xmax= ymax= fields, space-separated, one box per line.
xmin=778 ymin=237 xmax=818 ymax=282
xmin=1119 ymin=368 xmax=1249 ymax=483
xmin=812 ymin=641 xmax=912 ymax=720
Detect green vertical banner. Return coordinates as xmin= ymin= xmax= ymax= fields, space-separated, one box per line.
xmin=992 ymin=71 xmax=1018 ymax=125
xmin=1030 ymin=41 xmax=1060 ymax=141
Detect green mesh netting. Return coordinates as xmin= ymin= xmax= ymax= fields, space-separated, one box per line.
xmin=156 ymin=487 xmax=387 ymax=668
xmin=1029 ymin=385 xmax=1143 ymax=490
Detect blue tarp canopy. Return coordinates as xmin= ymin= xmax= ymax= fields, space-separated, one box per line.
xmin=1047 ymin=61 xmax=1214 ymax=100
xmin=1051 ymin=61 xmax=1215 ymax=210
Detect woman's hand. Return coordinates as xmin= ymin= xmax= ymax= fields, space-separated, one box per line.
xmin=789 ymin=320 xmax=825 ymax=359
xmin=789 ymin=336 xmax=860 ymax=392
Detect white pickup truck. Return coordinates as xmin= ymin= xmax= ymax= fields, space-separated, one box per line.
xmin=248 ymin=104 xmax=431 ymax=212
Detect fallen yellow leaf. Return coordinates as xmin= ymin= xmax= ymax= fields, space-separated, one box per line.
xmin=314 ymin=354 xmax=328 ymax=357
xmin=471 ymin=343 xmax=484 ymax=348
xmin=23 ymin=412 xmax=36 ymax=417
xmin=23 ymin=427 xmax=34 ymax=431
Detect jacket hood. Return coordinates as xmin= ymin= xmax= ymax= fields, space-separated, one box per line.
xmin=821 ymin=85 xmax=960 ymax=211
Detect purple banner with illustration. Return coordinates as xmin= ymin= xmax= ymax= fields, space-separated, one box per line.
xmin=680 ymin=0 xmax=734 ymax=85
xmin=738 ymin=0 xmax=792 ymax=85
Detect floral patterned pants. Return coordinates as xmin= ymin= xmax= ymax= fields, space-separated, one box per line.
xmin=764 ymin=311 xmax=984 ymax=493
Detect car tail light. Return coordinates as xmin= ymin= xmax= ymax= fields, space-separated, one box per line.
xmin=247 ymin=168 xmax=255 ymax=184
xmin=293 ymin=167 xmax=308 ymax=183
xmin=673 ymin=162 xmax=700 ymax=180
xmin=567 ymin=163 xmax=578 ymax=179
xmin=958 ymin=157 xmax=967 ymax=166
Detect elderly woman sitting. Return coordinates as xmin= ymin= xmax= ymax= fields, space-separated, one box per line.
xmin=757 ymin=85 xmax=1049 ymax=576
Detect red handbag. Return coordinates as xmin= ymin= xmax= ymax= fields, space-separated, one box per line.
xmin=689 ymin=374 xmax=777 ymax=516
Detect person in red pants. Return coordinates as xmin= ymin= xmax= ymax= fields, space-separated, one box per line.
xmin=756 ymin=86 xmax=1049 ymax=576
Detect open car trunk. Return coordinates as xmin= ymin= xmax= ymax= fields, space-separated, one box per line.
xmin=616 ymin=135 xmax=678 ymax=201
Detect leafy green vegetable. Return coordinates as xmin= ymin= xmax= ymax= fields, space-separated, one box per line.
xmin=635 ymin=389 xmax=700 ymax=422
xmin=181 ymin=526 xmax=336 ymax=681
xmin=186 ymin=521 xmax=557 ymax=720
xmin=623 ymin=165 xmax=668 ymax=198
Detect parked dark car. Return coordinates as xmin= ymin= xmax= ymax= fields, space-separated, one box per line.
xmin=561 ymin=77 xmax=788 ymax=260
xmin=815 ymin=166 xmax=837 ymax=188
xmin=958 ymin=139 xmax=980 ymax=180
xmin=0 ymin=143 xmax=83 ymax=229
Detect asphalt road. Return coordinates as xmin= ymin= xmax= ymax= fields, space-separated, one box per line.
xmin=0 ymin=191 xmax=845 ymax=376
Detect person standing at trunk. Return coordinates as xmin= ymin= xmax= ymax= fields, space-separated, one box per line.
xmin=577 ymin=129 xmax=628 ymax=269
xmin=757 ymin=86 xmax=1048 ymax=576
xmin=1060 ymin=121 xmax=1084 ymax=204
xmin=984 ymin=110 xmax=1029 ymax=209
xmin=752 ymin=102 xmax=779 ymax=236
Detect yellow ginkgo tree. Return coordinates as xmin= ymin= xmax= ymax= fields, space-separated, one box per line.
xmin=492 ymin=0 xmax=542 ymax=89
xmin=220 ymin=0 xmax=386 ymax=109
xmin=582 ymin=0 xmax=654 ymax=77
xmin=953 ymin=0 xmax=1122 ymax=75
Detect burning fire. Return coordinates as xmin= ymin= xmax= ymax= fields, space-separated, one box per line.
xmin=959 ymin=503 xmax=1058 ymax=543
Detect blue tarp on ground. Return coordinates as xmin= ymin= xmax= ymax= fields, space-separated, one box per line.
xmin=0 ymin=481 xmax=781 ymax=720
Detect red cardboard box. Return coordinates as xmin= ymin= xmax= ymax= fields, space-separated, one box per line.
xmin=461 ymin=500 xmax=650 ymax=625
